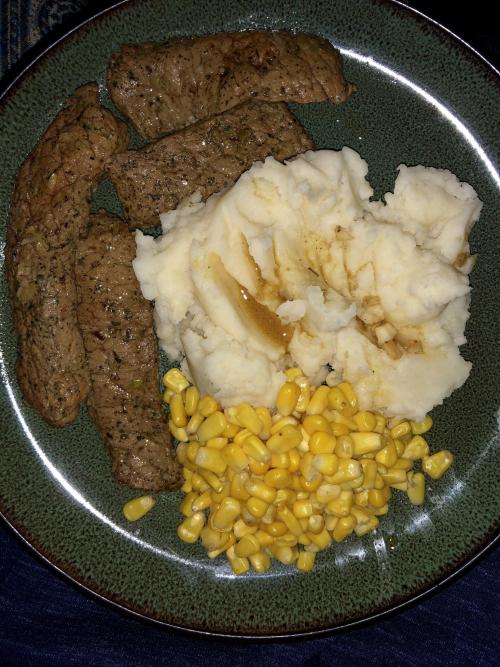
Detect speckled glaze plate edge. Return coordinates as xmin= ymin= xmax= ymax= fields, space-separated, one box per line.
xmin=0 ymin=0 xmax=499 ymax=638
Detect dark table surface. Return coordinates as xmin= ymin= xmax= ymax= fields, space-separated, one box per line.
xmin=0 ymin=1 xmax=499 ymax=665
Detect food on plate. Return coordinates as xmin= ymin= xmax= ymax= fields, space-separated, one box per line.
xmin=107 ymin=100 xmax=314 ymax=228
xmin=75 ymin=211 xmax=181 ymax=491
xmin=162 ymin=368 xmax=453 ymax=574
xmin=6 ymin=84 xmax=128 ymax=426
xmin=134 ymin=148 xmax=479 ymax=421
xmin=107 ymin=31 xmax=355 ymax=139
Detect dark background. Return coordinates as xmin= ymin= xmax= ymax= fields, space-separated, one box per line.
xmin=0 ymin=1 xmax=498 ymax=665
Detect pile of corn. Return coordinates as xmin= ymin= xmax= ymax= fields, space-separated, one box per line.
xmin=124 ymin=367 xmax=454 ymax=575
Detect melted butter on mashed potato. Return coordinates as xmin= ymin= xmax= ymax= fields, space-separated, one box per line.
xmin=134 ymin=149 xmax=481 ymax=420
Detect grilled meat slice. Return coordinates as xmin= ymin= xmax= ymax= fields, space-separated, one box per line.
xmin=76 ymin=211 xmax=181 ymax=491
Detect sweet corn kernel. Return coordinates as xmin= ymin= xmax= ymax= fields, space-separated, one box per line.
xmin=211 ymin=480 xmax=230 ymax=503
xmin=296 ymin=551 xmax=316 ymax=571
xmin=270 ymin=452 xmax=290 ymax=469
xmin=394 ymin=439 xmax=405 ymax=457
xmin=411 ymin=415 xmax=433 ymax=435
xmin=187 ymin=412 xmax=204 ymax=434
xmin=169 ymin=420 xmax=189 ymax=442
xmin=310 ymin=431 xmax=336 ymax=454
xmin=373 ymin=414 xmax=386 ymax=434
xmin=267 ymin=425 xmax=302 ymax=453
xmin=294 ymin=376 xmax=310 ymax=413
xmin=270 ymin=416 xmax=298 ymax=434
xmin=222 ymin=422 xmax=240 ymax=439
xmin=375 ymin=441 xmax=398 ymax=468
xmin=337 ymin=382 xmax=358 ymax=416
xmin=354 ymin=513 xmax=379 ymax=536
xmin=235 ymin=403 xmax=263 ymax=435
xmin=368 ymin=487 xmax=390 ymax=508
xmin=198 ymin=468 xmax=224 ymax=493
xmin=222 ymin=444 xmax=249 ymax=472
xmin=307 ymin=515 xmax=325 ymax=534
xmin=335 ymin=435 xmax=354 ymax=459
xmin=265 ymin=468 xmax=292 ymax=489
xmin=230 ymin=472 xmax=251 ymax=501
xmin=277 ymin=506 xmax=303 ymax=537
xmin=390 ymin=421 xmax=411 ymax=439
xmin=299 ymin=452 xmax=319 ymax=482
xmin=422 ymin=450 xmax=454 ymax=479
xmin=248 ymin=458 xmax=270 ymax=476
xmin=177 ymin=511 xmax=205 ymax=543
xmin=191 ymin=472 xmax=209 ymax=492
xmin=192 ymin=490 xmax=212 ymax=512
xmin=255 ymin=407 xmax=272 ymax=439
xmin=245 ymin=478 xmax=277 ymax=504
xmin=407 ymin=471 xmax=426 ymax=505
xmin=246 ymin=497 xmax=269 ymax=518
xmin=315 ymin=483 xmax=341 ymax=504
xmin=360 ymin=459 xmax=378 ymax=489
xmin=265 ymin=521 xmax=288 ymax=537
xmin=303 ymin=415 xmax=332 ymax=436
xmin=330 ymin=422 xmax=351 ymax=437
xmin=162 ymin=388 xmax=175 ymax=404
xmin=200 ymin=526 xmax=231 ymax=552
xmin=212 ymin=497 xmax=241 ymax=531
xmin=170 ymin=393 xmax=187 ymax=429
xmin=372 ymin=503 xmax=389 ymax=516
xmin=242 ymin=435 xmax=270 ymax=462
xmin=186 ymin=441 xmax=200 ymax=463
xmin=403 ymin=435 xmax=430 ymax=461
xmin=226 ymin=546 xmax=250 ymax=575
xmin=195 ymin=447 xmax=227 ymax=475
xmin=234 ymin=428 xmax=252 ymax=445
xmin=250 ymin=551 xmax=272 ymax=573
xmin=184 ymin=386 xmax=200 ymax=416
xmin=235 ymin=534 xmax=261 ymax=558
xmin=327 ymin=458 xmax=362 ymax=484
xmin=271 ymin=545 xmax=297 ymax=565
xmin=392 ymin=457 xmax=413 ymax=471
xmin=307 ymin=527 xmax=332 ymax=550
xmin=206 ymin=437 xmax=228 ymax=450
xmin=332 ymin=515 xmax=356 ymax=542
xmin=207 ymin=533 xmax=235 ymax=559
xmin=327 ymin=387 xmax=349 ymax=413
xmin=123 ymin=495 xmax=156 ymax=521
xmin=277 ymin=382 xmax=301 ymax=416
xmin=233 ymin=518 xmax=257 ymax=539
xmin=163 ymin=368 xmax=190 ymax=393
xmin=285 ymin=367 xmax=302 ymax=381
xmin=350 ymin=432 xmax=382 ymax=456
xmin=313 ymin=453 xmax=339 ymax=476
xmin=274 ymin=489 xmax=297 ymax=506
xmin=353 ymin=411 xmax=377 ymax=432
xmin=198 ymin=395 xmax=219 ymax=417
xmin=197 ymin=411 xmax=227 ymax=442
xmin=306 ymin=386 xmax=330 ymax=415
xmin=381 ymin=468 xmax=407 ymax=486
xmin=275 ymin=533 xmax=298 ymax=548
xmin=293 ymin=499 xmax=314 ymax=519
xmin=288 ymin=449 xmax=301 ymax=472
xmin=326 ymin=490 xmax=353 ymax=517
xmin=255 ymin=530 xmax=274 ymax=547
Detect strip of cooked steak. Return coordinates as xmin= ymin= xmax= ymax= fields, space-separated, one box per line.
xmin=6 ymin=84 xmax=128 ymax=426
xmin=75 ymin=211 xmax=182 ymax=491
xmin=107 ymin=100 xmax=314 ymax=228
xmin=107 ymin=31 xmax=355 ymax=139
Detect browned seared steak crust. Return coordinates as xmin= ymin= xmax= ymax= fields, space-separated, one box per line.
xmin=107 ymin=31 xmax=355 ymax=139
xmin=108 ymin=100 xmax=314 ymax=228
xmin=6 ymin=84 xmax=128 ymax=427
xmin=76 ymin=211 xmax=182 ymax=491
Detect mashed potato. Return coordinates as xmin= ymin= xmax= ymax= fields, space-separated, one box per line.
xmin=134 ymin=149 xmax=480 ymax=420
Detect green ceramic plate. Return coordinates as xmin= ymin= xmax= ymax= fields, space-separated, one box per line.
xmin=0 ymin=0 xmax=498 ymax=638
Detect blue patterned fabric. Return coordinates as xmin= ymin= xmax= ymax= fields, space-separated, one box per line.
xmin=0 ymin=2 xmax=498 ymax=664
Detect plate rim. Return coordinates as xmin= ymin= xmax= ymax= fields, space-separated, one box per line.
xmin=0 ymin=0 xmax=499 ymax=639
